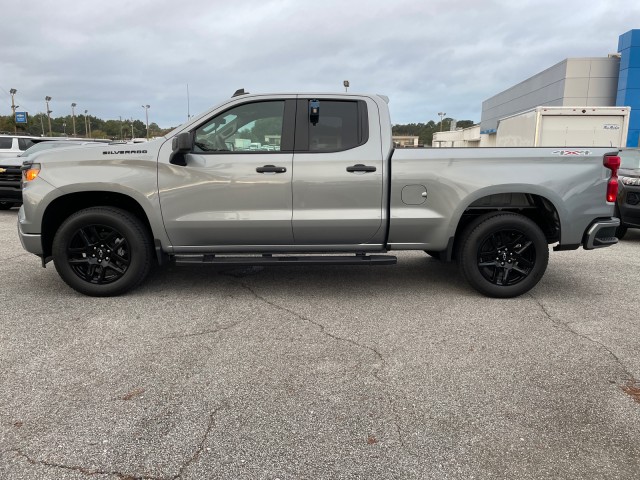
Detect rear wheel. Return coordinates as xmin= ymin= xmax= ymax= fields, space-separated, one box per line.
xmin=52 ymin=207 xmax=152 ymax=296
xmin=0 ymin=201 xmax=15 ymax=210
xmin=458 ymin=213 xmax=549 ymax=298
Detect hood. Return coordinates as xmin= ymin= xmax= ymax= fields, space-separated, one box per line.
xmin=27 ymin=137 xmax=167 ymax=165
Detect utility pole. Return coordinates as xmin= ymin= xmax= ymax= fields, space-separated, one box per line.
xmin=9 ymin=88 xmax=18 ymax=133
xmin=438 ymin=112 xmax=446 ymax=132
xmin=71 ymin=103 xmax=77 ymax=136
xmin=84 ymin=110 xmax=89 ymax=137
xmin=130 ymin=120 xmax=134 ymax=140
xmin=142 ymin=105 xmax=150 ymax=140
xmin=45 ymin=96 xmax=53 ymax=136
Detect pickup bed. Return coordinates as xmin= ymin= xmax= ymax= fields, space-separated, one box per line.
xmin=17 ymin=92 xmax=621 ymax=297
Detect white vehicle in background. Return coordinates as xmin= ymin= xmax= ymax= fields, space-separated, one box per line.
xmin=0 ymin=140 xmax=105 ymax=209
xmin=0 ymin=134 xmax=45 ymax=159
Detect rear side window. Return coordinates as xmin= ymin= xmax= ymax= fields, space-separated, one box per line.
xmin=18 ymin=138 xmax=35 ymax=150
xmin=0 ymin=138 xmax=12 ymax=149
xmin=296 ymin=99 xmax=368 ymax=152
xmin=310 ymin=101 xmax=358 ymax=151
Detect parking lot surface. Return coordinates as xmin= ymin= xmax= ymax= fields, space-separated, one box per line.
xmin=1 ymin=207 xmax=640 ymax=479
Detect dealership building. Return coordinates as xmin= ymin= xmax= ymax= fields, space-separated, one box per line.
xmin=433 ymin=29 xmax=640 ymax=148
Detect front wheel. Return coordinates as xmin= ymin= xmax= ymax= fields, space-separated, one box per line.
xmin=458 ymin=213 xmax=549 ymax=298
xmin=52 ymin=207 xmax=152 ymax=296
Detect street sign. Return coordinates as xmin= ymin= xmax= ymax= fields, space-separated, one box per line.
xmin=15 ymin=112 xmax=28 ymax=124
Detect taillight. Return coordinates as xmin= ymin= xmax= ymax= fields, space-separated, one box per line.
xmin=603 ymin=155 xmax=620 ymax=203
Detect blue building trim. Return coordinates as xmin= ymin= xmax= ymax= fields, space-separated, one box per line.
xmin=617 ymin=29 xmax=640 ymax=147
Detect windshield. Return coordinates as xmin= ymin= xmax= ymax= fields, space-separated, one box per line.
xmin=619 ymin=149 xmax=640 ymax=169
xmin=19 ymin=141 xmax=83 ymax=157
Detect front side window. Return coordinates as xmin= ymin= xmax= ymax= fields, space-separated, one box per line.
xmin=194 ymin=101 xmax=285 ymax=153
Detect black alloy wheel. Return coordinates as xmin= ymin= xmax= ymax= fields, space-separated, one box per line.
xmin=476 ymin=229 xmax=536 ymax=287
xmin=52 ymin=207 xmax=152 ymax=296
xmin=66 ymin=224 xmax=131 ymax=285
xmin=458 ymin=212 xmax=549 ymax=298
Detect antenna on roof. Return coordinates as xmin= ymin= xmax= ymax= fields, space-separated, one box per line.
xmin=232 ymin=88 xmax=249 ymax=97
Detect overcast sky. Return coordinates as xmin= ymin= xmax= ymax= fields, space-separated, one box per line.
xmin=1 ymin=0 xmax=638 ymax=129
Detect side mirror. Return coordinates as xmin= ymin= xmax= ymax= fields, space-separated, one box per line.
xmin=170 ymin=132 xmax=192 ymax=166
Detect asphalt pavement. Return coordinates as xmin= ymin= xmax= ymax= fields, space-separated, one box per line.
xmin=1 ymin=207 xmax=639 ymax=479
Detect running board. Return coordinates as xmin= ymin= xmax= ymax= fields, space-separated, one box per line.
xmin=173 ymin=254 xmax=397 ymax=266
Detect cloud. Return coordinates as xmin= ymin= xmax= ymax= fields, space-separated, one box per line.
xmin=1 ymin=0 xmax=638 ymax=128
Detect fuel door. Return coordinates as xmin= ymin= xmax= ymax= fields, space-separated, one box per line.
xmin=401 ymin=184 xmax=427 ymax=205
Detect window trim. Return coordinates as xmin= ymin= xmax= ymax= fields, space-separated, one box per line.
xmin=190 ymin=99 xmax=296 ymax=154
xmin=294 ymin=99 xmax=369 ymax=153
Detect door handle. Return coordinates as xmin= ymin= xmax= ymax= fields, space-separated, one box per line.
xmin=256 ymin=165 xmax=287 ymax=174
xmin=346 ymin=164 xmax=376 ymax=173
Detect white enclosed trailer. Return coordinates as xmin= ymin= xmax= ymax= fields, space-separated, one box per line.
xmin=496 ymin=106 xmax=630 ymax=147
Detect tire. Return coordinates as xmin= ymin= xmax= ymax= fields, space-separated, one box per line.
xmin=0 ymin=201 xmax=15 ymax=210
xmin=616 ymin=224 xmax=628 ymax=240
xmin=52 ymin=207 xmax=152 ymax=296
xmin=458 ymin=212 xmax=549 ymax=298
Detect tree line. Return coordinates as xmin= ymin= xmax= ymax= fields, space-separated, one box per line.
xmin=392 ymin=118 xmax=475 ymax=146
xmin=0 ymin=113 xmax=174 ymax=139
xmin=2 ymin=113 xmax=476 ymax=145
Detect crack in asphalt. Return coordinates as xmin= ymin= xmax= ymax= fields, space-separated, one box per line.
xmin=528 ymin=293 xmax=637 ymax=386
xmin=9 ymin=448 xmax=161 ymax=479
xmin=237 ymin=282 xmax=418 ymax=456
xmin=160 ymin=321 xmax=243 ymax=340
xmin=173 ymin=404 xmax=224 ymax=479
xmin=8 ymin=405 xmax=224 ymax=480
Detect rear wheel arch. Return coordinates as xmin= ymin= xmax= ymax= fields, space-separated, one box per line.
xmin=448 ymin=192 xmax=560 ymax=261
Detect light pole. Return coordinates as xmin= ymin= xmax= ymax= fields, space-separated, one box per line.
xmin=45 ymin=96 xmax=53 ymax=136
xmin=142 ymin=104 xmax=150 ymax=140
xmin=438 ymin=112 xmax=446 ymax=132
xmin=71 ymin=103 xmax=77 ymax=137
xmin=9 ymin=88 xmax=18 ymax=133
xmin=63 ymin=122 xmax=66 ymax=135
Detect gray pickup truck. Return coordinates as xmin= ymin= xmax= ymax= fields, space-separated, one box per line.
xmin=17 ymin=91 xmax=621 ymax=297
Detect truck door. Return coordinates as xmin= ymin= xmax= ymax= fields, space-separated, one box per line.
xmin=291 ymin=98 xmax=384 ymax=245
xmin=158 ymin=99 xmax=296 ymax=247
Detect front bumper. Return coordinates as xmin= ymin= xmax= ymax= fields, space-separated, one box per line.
xmin=17 ymin=207 xmax=43 ymax=255
xmin=583 ymin=217 xmax=620 ymax=250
